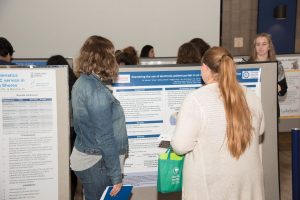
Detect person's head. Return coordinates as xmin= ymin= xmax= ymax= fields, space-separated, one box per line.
xmin=123 ymin=46 xmax=139 ymax=65
xmin=189 ymin=38 xmax=210 ymax=58
xmin=47 ymin=55 xmax=69 ymax=66
xmin=0 ymin=37 xmax=14 ymax=62
xmin=201 ymin=46 xmax=234 ymax=84
xmin=176 ymin=42 xmax=201 ymax=64
xmin=115 ymin=50 xmax=133 ymax=66
xmin=140 ymin=45 xmax=155 ymax=58
xmin=75 ymin=35 xmax=118 ymax=81
xmin=47 ymin=55 xmax=77 ymax=98
xmin=249 ymin=33 xmax=276 ymax=62
xmin=202 ymin=46 xmax=252 ymax=159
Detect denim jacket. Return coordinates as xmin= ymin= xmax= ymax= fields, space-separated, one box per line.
xmin=72 ymin=73 xmax=128 ymax=184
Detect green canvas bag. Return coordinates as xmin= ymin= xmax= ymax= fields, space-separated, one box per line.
xmin=157 ymin=148 xmax=184 ymax=193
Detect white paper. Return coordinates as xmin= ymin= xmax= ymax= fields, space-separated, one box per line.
xmin=0 ymin=69 xmax=58 ymax=200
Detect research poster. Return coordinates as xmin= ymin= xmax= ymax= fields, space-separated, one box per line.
xmin=0 ymin=69 xmax=58 ymax=200
xmin=112 ymin=67 xmax=261 ymax=187
xmin=277 ymin=56 xmax=300 ymax=118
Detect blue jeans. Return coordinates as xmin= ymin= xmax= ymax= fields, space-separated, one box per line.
xmin=74 ymin=159 xmax=111 ymax=200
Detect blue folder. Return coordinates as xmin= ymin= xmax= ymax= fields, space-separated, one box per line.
xmin=100 ymin=185 xmax=133 ymax=200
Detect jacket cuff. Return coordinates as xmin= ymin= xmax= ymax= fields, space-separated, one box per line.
xmin=110 ymin=175 xmax=122 ymax=185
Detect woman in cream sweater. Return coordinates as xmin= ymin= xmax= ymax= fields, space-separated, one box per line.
xmin=171 ymin=47 xmax=265 ymax=200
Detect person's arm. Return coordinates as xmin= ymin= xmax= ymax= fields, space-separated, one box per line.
xmin=88 ymin=88 xmax=122 ymax=185
xmin=171 ymin=93 xmax=202 ymax=155
xmin=277 ymin=61 xmax=288 ymax=96
xmin=278 ymin=78 xmax=287 ymax=96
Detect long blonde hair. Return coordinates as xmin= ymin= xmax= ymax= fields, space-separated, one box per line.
xmin=249 ymin=33 xmax=277 ymax=62
xmin=202 ymin=47 xmax=253 ymax=159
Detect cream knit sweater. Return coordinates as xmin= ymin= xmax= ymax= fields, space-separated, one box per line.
xmin=171 ymin=83 xmax=265 ymax=200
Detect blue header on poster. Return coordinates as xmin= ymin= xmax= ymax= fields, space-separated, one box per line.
xmin=113 ymin=70 xmax=201 ymax=87
xmin=14 ymin=61 xmax=47 ymax=66
xmin=117 ymin=88 xmax=162 ymax=92
xmin=128 ymin=134 xmax=160 ymax=139
xmin=126 ymin=120 xmax=163 ymax=125
xmin=113 ymin=68 xmax=260 ymax=87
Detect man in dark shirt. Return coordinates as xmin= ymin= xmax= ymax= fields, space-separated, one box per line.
xmin=0 ymin=37 xmax=15 ymax=65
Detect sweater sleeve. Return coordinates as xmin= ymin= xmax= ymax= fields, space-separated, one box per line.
xmin=278 ymin=78 xmax=288 ymax=96
xmin=171 ymin=93 xmax=203 ymax=155
xmin=277 ymin=61 xmax=288 ymax=96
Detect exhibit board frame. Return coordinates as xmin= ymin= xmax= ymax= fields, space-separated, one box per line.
xmin=0 ymin=62 xmax=279 ymax=200
xmin=139 ymin=57 xmax=177 ymax=65
xmin=0 ymin=66 xmax=70 ymax=200
xmin=12 ymin=58 xmax=74 ymax=69
xmin=116 ymin=62 xmax=278 ymax=200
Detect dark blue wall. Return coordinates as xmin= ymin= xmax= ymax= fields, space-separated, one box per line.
xmin=258 ymin=0 xmax=297 ymax=54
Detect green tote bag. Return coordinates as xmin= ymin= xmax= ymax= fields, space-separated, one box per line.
xmin=157 ymin=148 xmax=184 ymax=193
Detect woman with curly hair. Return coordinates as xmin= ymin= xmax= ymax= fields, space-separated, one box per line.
xmin=176 ymin=42 xmax=201 ymax=64
xmin=70 ymin=35 xmax=128 ymax=200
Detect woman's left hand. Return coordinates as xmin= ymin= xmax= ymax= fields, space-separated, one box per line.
xmin=110 ymin=182 xmax=122 ymax=196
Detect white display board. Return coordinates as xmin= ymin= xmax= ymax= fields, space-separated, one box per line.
xmin=0 ymin=66 xmax=70 ymax=200
xmin=113 ymin=66 xmax=261 ymax=187
xmin=277 ymin=55 xmax=300 ymax=118
xmin=113 ymin=63 xmax=278 ymax=200
xmin=0 ymin=0 xmax=220 ymax=58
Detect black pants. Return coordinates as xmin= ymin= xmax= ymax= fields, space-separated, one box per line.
xmin=70 ymin=127 xmax=77 ymax=200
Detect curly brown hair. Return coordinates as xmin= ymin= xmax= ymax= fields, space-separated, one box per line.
xmin=122 ymin=46 xmax=139 ymax=65
xmin=75 ymin=35 xmax=118 ymax=81
xmin=176 ymin=42 xmax=201 ymax=64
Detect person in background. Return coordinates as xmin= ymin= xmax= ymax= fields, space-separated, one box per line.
xmin=171 ymin=47 xmax=265 ymax=200
xmin=47 ymin=55 xmax=79 ymax=200
xmin=115 ymin=50 xmax=134 ymax=66
xmin=189 ymin=38 xmax=210 ymax=59
xmin=0 ymin=37 xmax=15 ymax=65
xmin=70 ymin=35 xmax=128 ymax=200
xmin=47 ymin=55 xmax=77 ymax=97
xmin=123 ymin=46 xmax=139 ymax=65
xmin=140 ymin=45 xmax=155 ymax=58
xmin=176 ymin=42 xmax=201 ymax=64
xmin=248 ymin=32 xmax=287 ymax=117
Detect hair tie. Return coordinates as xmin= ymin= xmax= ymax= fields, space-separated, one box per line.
xmin=221 ymin=54 xmax=228 ymax=60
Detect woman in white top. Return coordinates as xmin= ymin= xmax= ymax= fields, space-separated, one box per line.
xmin=171 ymin=47 xmax=265 ymax=200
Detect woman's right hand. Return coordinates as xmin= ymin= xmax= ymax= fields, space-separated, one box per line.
xmin=110 ymin=182 xmax=122 ymax=197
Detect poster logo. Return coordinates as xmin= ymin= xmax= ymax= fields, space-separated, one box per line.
xmin=116 ymin=74 xmax=130 ymax=83
xmin=173 ymin=167 xmax=180 ymax=175
xmin=242 ymin=71 xmax=258 ymax=79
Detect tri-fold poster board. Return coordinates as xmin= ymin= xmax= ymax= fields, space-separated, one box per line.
xmin=1 ymin=62 xmax=278 ymax=200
